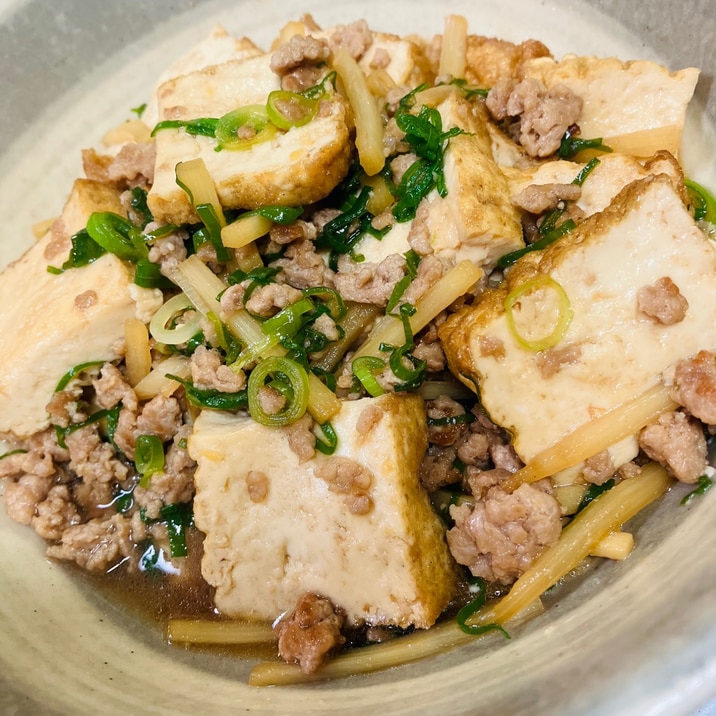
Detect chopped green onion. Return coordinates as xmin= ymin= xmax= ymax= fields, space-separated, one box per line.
xmin=86 ymin=212 xmax=148 ymax=263
xmin=685 ymin=179 xmax=716 ymax=224
xmin=352 ymin=356 xmax=386 ymax=397
xmin=314 ymin=421 xmax=338 ymax=455
xmin=149 ymin=294 xmax=202 ymax=346
xmin=52 ymin=228 xmax=107 ymax=272
xmin=260 ymin=297 xmax=316 ymax=343
xmin=310 ymin=366 xmax=337 ymax=392
xmin=266 ymin=90 xmax=318 ymax=130
xmin=167 ymin=374 xmax=248 ymax=411
xmin=558 ymin=127 xmax=613 ymax=159
xmin=456 ymin=578 xmax=510 ymax=638
xmin=151 ymin=117 xmax=219 ymax=138
xmin=302 ymin=286 xmax=347 ymax=321
xmin=576 ymin=478 xmax=616 ymax=514
xmin=134 ymin=258 xmax=173 ymax=289
xmin=504 ymin=275 xmax=574 ymax=352
xmin=135 ymin=434 xmax=165 ymax=488
xmin=300 ymin=71 xmax=336 ymax=100
xmin=129 ymin=187 xmax=153 ymax=228
xmin=680 ymin=474 xmax=713 ymax=505
xmin=215 ymin=105 xmax=278 ymax=150
xmin=195 ymin=203 xmax=231 ymax=262
xmin=159 ymin=503 xmax=193 ymax=558
xmin=245 ymin=205 xmax=303 ymax=225
xmin=247 ymin=356 xmax=310 ymax=427
xmin=427 ymin=413 xmax=475 ymax=427
xmin=0 ymin=449 xmax=28 ymax=460
xmin=131 ymin=103 xmax=147 ymax=118
xmin=55 ymin=360 xmax=105 ymax=392
xmin=572 ymin=157 xmax=601 ymax=187
xmin=54 ymin=408 xmax=115 ymax=450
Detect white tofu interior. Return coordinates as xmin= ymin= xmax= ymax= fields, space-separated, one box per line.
xmin=441 ymin=176 xmax=716 ymax=463
xmin=189 ymin=393 xmax=456 ymax=628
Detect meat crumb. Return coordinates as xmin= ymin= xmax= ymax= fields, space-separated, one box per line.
xmin=639 ymin=411 xmax=707 ymax=484
xmin=274 ymin=593 xmax=346 ymax=674
xmin=246 ymin=470 xmax=270 ymax=503
xmin=314 ymin=456 xmax=373 ymax=515
xmin=513 ymin=183 xmax=582 ymax=214
xmin=668 ymin=350 xmax=716 ymax=424
xmin=637 ymin=276 xmax=689 ymax=325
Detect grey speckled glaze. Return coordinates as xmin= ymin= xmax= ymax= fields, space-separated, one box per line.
xmin=0 ymin=1 xmax=714 ymax=714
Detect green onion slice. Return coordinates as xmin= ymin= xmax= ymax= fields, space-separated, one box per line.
xmin=247 ymin=356 xmax=310 ymax=427
xmin=680 ymin=474 xmax=713 ymax=505
xmin=314 ymin=421 xmax=338 ymax=455
xmin=260 ymin=297 xmax=315 ymax=342
xmin=86 ymin=212 xmax=148 ymax=263
xmin=302 ymin=286 xmax=347 ymax=320
xmin=504 ymin=275 xmax=574 ymax=352
xmin=134 ymin=258 xmax=174 ymax=289
xmin=456 ymin=579 xmax=510 ymax=639
xmin=352 ymin=356 xmax=386 ymax=397
xmin=685 ymin=178 xmax=716 ymax=224
xmin=167 ymin=374 xmax=248 ymax=411
xmin=55 ymin=360 xmax=105 ymax=392
xmin=266 ymin=90 xmax=319 ymax=130
xmin=150 ymin=294 xmax=203 ymax=346
xmin=135 ymin=434 xmax=165 ymax=488
xmin=215 ymin=105 xmax=278 ymax=150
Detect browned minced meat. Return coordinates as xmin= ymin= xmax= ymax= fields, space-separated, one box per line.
xmin=447 ymin=481 xmax=561 ymax=584
xmin=82 ymin=143 xmax=156 ymax=188
xmin=190 ymin=345 xmax=245 ymax=393
xmin=535 ymin=343 xmax=582 ymax=379
xmin=246 ymin=470 xmax=269 ymax=503
xmin=269 ymin=220 xmax=317 ymax=246
xmin=114 ymin=394 xmax=183 ymax=459
xmin=65 ymin=424 xmax=129 ymax=485
xmin=271 ymin=239 xmax=336 ymax=290
xmin=32 ymin=485 xmax=81 ymax=541
xmin=282 ymin=413 xmax=316 ymax=464
xmin=637 ymin=276 xmax=689 ymax=326
xmin=486 ymin=78 xmax=583 ymax=157
xmin=478 ymin=335 xmax=506 ymax=359
xmin=257 ymin=385 xmax=287 ymax=416
xmin=412 ymin=337 xmax=446 ymax=373
xmin=334 ymin=253 xmax=406 ymax=306
xmin=426 ymin=395 xmax=471 ymax=447
xmin=669 ymin=350 xmax=716 ymax=425
xmin=274 ymin=593 xmax=346 ymax=674
xmin=402 ymin=255 xmax=444 ymax=305
xmin=270 ymin=35 xmax=330 ymax=75
xmin=639 ymin=411 xmax=707 ymax=484
xmin=244 ymin=282 xmax=303 ymax=317
xmin=420 ymin=446 xmax=463 ymax=493
xmin=328 ymin=20 xmax=373 ymax=59
xmin=147 ymin=228 xmax=189 ymax=275
xmin=513 ymin=182 xmax=582 ymax=214
xmin=581 ymin=449 xmax=616 ymax=486
xmin=3 ymin=473 xmax=55 ymax=526
xmin=407 ymin=200 xmax=432 ymax=256
xmin=133 ymin=426 xmax=196 ymax=520
xmin=314 ymin=456 xmax=373 ymax=515
xmin=93 ymin=363 xmax=138 ymax=412
xmin=46 ymin=513 xmax=135 ymax=572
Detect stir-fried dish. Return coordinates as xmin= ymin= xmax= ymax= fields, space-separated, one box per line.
xmin=1 ymin=14 xmax=715 ymax=683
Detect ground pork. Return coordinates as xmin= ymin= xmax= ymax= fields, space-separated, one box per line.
xmin=412 ymin=338 xmax=446 ymax=373
xmin=637 ymin=276 xmax=689 ymax=325
xmin=257 ymin=386 xmax=287 ymax=416
xmin=486 ymin=78 xmax=582 ymax=157
xmin=65 ymin=424 xmax=129 ymax=484
xmin=513 ymin=182 xmax=582 ymax=214
xmin=46 ymin=513 xmax=135 ymax=572
xmin=269 ymin=220 xmax=317 ymax=245
xmin=3 ymin=473 xmax=55 ymax=525
xmin=282 ymin=413 xmax=316 ymax=463
xmin=328 ymin=20 xmax=373 ymax=59
xmin=334 ymin=253 xmax=406 ymax=306
xmin=246 ymin=470 xmax=269 ymax=503
xmin=32 ymin=485 xmax=81 ymax=541
xmin=93 ymin=363 xmax=139 ymax=412
xmin=147 ymin=228 xmax=189 ymax=276
xmin=190 ymin=345 xmax=245 ymax=393
xmin=426 ymin=395 xmax=471 ymax=447
xmin=271 ymin=239 xmax=335 ymax=290
xmin=419 ymin=446 xmax=462 ymax=493
xmin=45 ymin=385 xmax=86 ymax=429
xmin=535 ymin=344 xmax=582 ymax=379
xmin=406 ymin=200 xmax=433 ymax=256
xmin=668 ymin=350 xmax=716 ymax=425
xmin=447 ymin=481 xmax=561 ymax=584
xmin=270 ymin=35 xmax=330 ymax=75
xmin=244 ymin=282 xmax=303 ymax=317
xmin=581 ymin=449 xmax=616 ymax=486
xmin=114 ymin=395 xmax=183 ymax=459
xmin=274 ymin=592 xmax=346 ymax=674
xmin=313 ymin=456 xmax=373 ymax=515
xmin=402 ymin=254 xmax=444 ymax=305
xmin=639 ymin=411 xmax=707 ymax=484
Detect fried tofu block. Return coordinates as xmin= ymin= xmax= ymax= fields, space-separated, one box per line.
xmin=0 ymin=179 xmax=160 ymax=437
xmin=504 ymin=150 xmax=685 ymax=218
xmin=147 ymin=55 xmax=353 ymax=225
xmin=189 ymin=393 xmax=457 ymax=628
xmin=142 ymin=25 xmax=264 ymax=129
xmin=521 ymin=56 xmax=699 ymax=156
xmin=356 ymin=92 xmax=523 ymax=268
xmin=357 ymin=31 xmax=432 ymax=87
xmin=440 ymin=176 xmax=716 ymax=463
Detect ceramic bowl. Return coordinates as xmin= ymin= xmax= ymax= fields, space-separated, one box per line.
xmin=0 ymin=1 xmax=714 ymax=714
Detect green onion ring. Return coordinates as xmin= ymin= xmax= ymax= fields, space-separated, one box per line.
xmin=504 ymin=275 xmax=574 ymax=352
xmin=266 ymin=90 xmax=319 ymax=130
xmin=135 ymin=434 xmax=165 ymax=488
xmin=247 ymin=356 xmax=310 ymax=427
xmin=215 ymin=105 xmax=278 ymax=151
xmin=352 ymin=356 xmax=386 ymax=397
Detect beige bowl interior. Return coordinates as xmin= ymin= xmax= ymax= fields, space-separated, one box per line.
xmin=0 ymin=1 xmax=714 ymax=714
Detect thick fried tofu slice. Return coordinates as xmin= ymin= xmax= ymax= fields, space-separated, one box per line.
xmin=521 ymin=55 xmax=699 ymax=157
xmin=504 ymin=150 xmax=685 ymax=218
xmin=356 ymin=92 xmax=523 ymax=268
xmin=142 ymin=25 xmax=264 ymax=129
xmin=189 ymin=393 xmax=457 ymax=628
xmin=0 ymin=179 xmax=161 ymax=437
xmin=440 ymin=175 xmax=716 ymax=464
xmin=147 ymin=55 xmax=353 ymax=225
